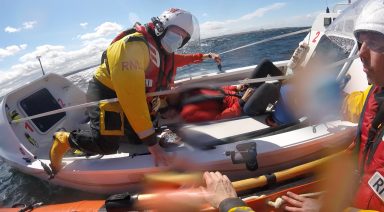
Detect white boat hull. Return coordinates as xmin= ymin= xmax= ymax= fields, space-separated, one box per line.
xmin=0 ymin=72 xmax=356 ymax=194
xmin=0 ymin=3 xmax=367 ymax=193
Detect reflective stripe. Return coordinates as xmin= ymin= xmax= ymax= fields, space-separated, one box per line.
xmin=368 ymin=171 xmax=384 ymax=202
xmin=137 ymin=127 xmax=155 ymax=139
xmin=99 ymin=102 xmax=124 ymax=136
xmin=148 ymin=42 xmax=160 ymax=68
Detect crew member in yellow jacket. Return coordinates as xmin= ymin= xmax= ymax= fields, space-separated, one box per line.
xmin=49 ymin=8 xmax=221 ymax=174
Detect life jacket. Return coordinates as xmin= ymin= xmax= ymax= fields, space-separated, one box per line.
xmin=352 ymin=85 xmax=384 ymax=210
xmin=180 ymin=86 xmax=228 ymax=106
xmin=101 ymin=23 xmax=176 ymax=98
xmin=178 ymin=86 xmax=242 ymax=123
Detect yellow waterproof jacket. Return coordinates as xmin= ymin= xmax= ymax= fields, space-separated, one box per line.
xmin=342 ymin=85 xmax=372 ymax=123
xmin=94 ymin=32 xmax=154 ymax=139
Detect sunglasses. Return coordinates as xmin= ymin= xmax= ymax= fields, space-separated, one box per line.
xmin=356 ymin=31 xmax=384 ymax=53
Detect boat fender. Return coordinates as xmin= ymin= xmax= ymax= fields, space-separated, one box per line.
xmin=104 ymin=192 xmax=139 ymax=211
xmin=227 ymin=142 xmax=258 ymax=171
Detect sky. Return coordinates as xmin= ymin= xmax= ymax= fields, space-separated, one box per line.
xmin=0 ymin=0 xmax=346 ymax=97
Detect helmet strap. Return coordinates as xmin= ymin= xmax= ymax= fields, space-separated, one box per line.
xmin=145 ymin=24 xmax=168 ymax=54
xmin=151 ymin=17 xmax=165 ymax=35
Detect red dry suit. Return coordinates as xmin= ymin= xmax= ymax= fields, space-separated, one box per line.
xmin=180 ymin=86 xmax=243 ymax=123
xmin=352 ymin=85 xmax=384 ymax=211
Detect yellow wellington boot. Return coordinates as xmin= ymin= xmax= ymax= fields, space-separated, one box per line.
xmin=49 ymin=132 xmax=70 ymax=174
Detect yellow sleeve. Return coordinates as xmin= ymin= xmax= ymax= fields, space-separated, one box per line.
xmin=228 ymin=206 xmax=254 ymax=212
xmin=343 ymin=207 xmax=378 ymax=212
xmin=107 ymin=34 xmax=154 ymax=139
xmin=342 ymin=85 xmax=372 ymax=123
xmin=94 ymin=62 xmax=114 ymax=90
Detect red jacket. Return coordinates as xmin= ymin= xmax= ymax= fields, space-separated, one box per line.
xmin=352 ymin=85 xmax=384 ymax=210
xmin=180 ymin=86 xmax=243 ymax=123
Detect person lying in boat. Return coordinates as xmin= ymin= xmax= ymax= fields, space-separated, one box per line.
xmin=159 ymin=59 xmax=287 ymax=123
xmin=49 ymin=8 xmax=222 ymax=174
xmin=284 ymin=1 xmax=384 ymax=211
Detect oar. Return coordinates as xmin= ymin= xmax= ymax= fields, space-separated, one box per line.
xmin=102 ymin=151 xmax=347 ymax=211
xmin=17 ymin=151 xmax=347 ymax=211
xmin=143 ymin=150 xmax=346 ymax=193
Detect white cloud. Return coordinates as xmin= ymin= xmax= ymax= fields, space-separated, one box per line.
xmin=200 ymin=3 xmax=287 ymax=38
xmin=80 ymin=22 xmax=88 ymax=28
xmin=4 ymin=26 xmax=20 ymax=33
xmin=79 ymin=22 xmax=123 ymax=40
xmin=0 ymin=21 xmax=127 ymax=96
xmin=263 ymin=10 xmax=320 ymax=29
xmin=0 ymin=40 xmax=110 ymax=95
xmin=241 ymin=3 xmax=285 ymax=20
xmin=0 ymin=21 xmax=124 ymax=96
xmin=23 ymin=21 xmax=37 ymax=29
xmin=0 ymin=44 xmax=28 ymax=59
xmin=4 ymin=20 xmax=37 ymax=33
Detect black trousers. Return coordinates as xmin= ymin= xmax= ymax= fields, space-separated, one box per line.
xmin=243 ymin=59 xmax=282 ymax=116
xmin=68 ymin=78 xmax=140 ymax=155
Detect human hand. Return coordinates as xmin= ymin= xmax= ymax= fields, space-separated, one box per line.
xmin=282 ymin=191 xmax=321 ymax=212
xmin=200 ymin=171 xmax=238 ymax=208
xmin=241 ymin=88 xmax=254 ymax=102
xmin=204 ymin=53 xmax=222 ymax=65
xmin=148 ymin=143 xmax=172 ymax=166
xmin=236 ymin=84 xmax=247 ymax=92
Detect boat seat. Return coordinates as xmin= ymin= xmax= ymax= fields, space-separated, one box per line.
xmin=177 ymin=114 xmax=270 ymax=149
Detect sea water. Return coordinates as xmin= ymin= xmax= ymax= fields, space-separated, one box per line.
xmin=0 ymin=27 xmax=306 ymax=207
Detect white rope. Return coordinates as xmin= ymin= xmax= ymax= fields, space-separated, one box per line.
xmin=267 ymin=191 xmax=325 ymax=209
xmin=10 ymin=53 xmax=360 ymax=124
xmin=219 ymin=28 xmax=310 ymax=55
xmin=11 ymin=75 xmax=289 ymax=123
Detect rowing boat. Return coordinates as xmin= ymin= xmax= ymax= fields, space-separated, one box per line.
xmin=0 ymin=1 xmax=364 ymax=194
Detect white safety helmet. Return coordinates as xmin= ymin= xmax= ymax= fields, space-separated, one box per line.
xmin=354 ymin=0 xmax=384 ymax=38
xmin=353 ymin=0 xmax=384 ymax=52
xmin=152 ymin=8 xmax=200 ymax=53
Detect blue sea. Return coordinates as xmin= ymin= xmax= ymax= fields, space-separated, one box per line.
xmin=0 ymin=27 xmax=307 ymax=208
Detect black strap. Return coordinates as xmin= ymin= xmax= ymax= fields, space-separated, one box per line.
xmin=265 ymin=173 xmax=277 ymax=185
xmin=181 ymin=94 xmax=225 ymax=106
xmin=365 ymin=91 xmax=384 ymax=165
xmin=353 ymin=86 xmax=375 ymax=161
xmin=104 ymin=192 xmax=138 ymax=211
xmin=102 ymin=50 xmax=111 ymax=76
xmin=219 ymin=198 xmax=248 ymax=212
xmin=110 ymin=25 xmax=138 ymax=45
xmin=100 ymin=24 xmax=140 ymax=76
xmin=165 ymin=54 xmax=175 ymax=89
xmin=179 ymin=86 xmax=230 ymax=106
xmin=359 ymin=87 xmax=384 ymax=177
